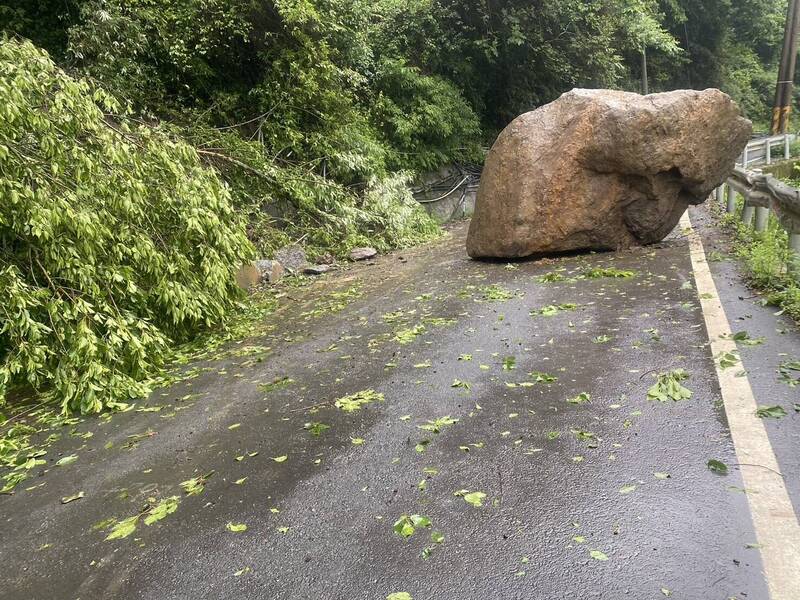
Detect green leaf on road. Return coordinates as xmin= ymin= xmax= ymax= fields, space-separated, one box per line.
xmin=180 ymin=472 xmax=213 ymax=496
xmin=143 ymin=496 xmax=179 ymax=525
xmin=647 ymin=369 xmax=692 ymax=402
xmin=567 ymin=393 xmax=591 ymax=405
xmin=755 ymin=405 xmax=787 ymax=419
xmin=731 ymin=331 xmax=765 ymax=346
xmin=589 ymin=549 xmax=609 ymax=561
xmin=226 ymin=522 xmax=247 ymax=532
xmin=106 ymin=516 xmax=139 ymax=540
xmin=418 ymin=416 xmax=458 ymax=434
xmin=334 ymin=389 xmax=384 ymax=412
xmin=480 ymin=284 xmax=516 ymax=301
xmin=394 ymin=325 xmax=426 ymax=345
xmin=393 ymin=514 xmax=431 ymax=538
xmin=582 ymin=267 xmax=635 ymax=279
xmin=778 ymin=360 xmax=800 ymax=387
xmin=530 ymin=303 xmax=577 ymax=317
xmin=707 ymin=459 xmax=729 ymax=475
xmin=571 ymin=429 xmax=595 ymax=441
xmin=529 ymin=371 xmax=558 ymax=383
xmin=304 ymin=422 xmax=330 ymax=436
xmin=463 ymin=491 xmax=487 ymax=508
xmin=717 ymin=351 xmax=739 ymax=370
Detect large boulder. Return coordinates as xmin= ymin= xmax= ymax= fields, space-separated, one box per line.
xmin=466 ymin=88 xmax=752 ymax=258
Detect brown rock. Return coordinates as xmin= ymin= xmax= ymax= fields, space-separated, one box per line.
xmin=235 ymin=263 xmax=261 ymax=291
xmin=466 ymin=88 xmax=752 ymax=258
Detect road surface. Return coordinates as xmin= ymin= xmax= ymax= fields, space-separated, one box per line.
xmin=2 ymin=205 xmax=799 ymax=600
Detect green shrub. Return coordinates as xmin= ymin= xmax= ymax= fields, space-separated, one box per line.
xmin=187 ymin=127 xmax=441 ymax=258
xmin=0 ymin=39 xmax=253 ymax=413
xmin=719 ymin=194 xmax=800 ymax=324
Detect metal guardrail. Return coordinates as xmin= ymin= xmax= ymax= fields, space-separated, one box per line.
xmin=716 ymin=163 xmax=800 ymax=265
xmin=738 ymin=133 xmax=795 ymax=168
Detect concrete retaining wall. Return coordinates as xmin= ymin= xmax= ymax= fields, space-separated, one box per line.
xmin=412 ymin=165 xmax=481 ymax=223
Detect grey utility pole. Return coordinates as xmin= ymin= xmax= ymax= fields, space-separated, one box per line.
xmin=642 ymin=46 xmax=649 ymax=95
xmin=772 ymin=0 xmax=800 ymax=134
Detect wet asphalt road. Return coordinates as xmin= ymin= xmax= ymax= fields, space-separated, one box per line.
xmin=2 ymin=211 xmax=797 ymax=600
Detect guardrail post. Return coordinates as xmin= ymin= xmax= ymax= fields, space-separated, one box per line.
xmin=715 ymin=185 xmax=725 ymax=205
xmin=789 ymin=233 xmax=800 ymax=276
xmin=766 ymin=140 xmax=772 ymax=165
xmin=785 ymin=134 xmax=791 ymax=160
xmin=725 ymin=186 xmax=737 ymax=213
xmin=742 ymin=203 xmax=755 ymax=225
xmin=754 ymin=207 xmax=770 ymax=232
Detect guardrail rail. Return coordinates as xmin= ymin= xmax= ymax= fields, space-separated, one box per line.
xmin=737 ymin=133 xmax=795 ymax=168
xmin=715 ymin=156 xmax=800 ymax=269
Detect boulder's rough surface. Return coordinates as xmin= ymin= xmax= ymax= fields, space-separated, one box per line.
xmin=466 ymin=88 xmax=752 ymax=258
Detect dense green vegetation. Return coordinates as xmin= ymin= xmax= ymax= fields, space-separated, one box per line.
xmin=0 ymin=1 xmax=796 ymax=413
xmin=0 ymin=40 xmax=253 ymax=413
xmin=719 ymin=195 xmax=800 ymax=323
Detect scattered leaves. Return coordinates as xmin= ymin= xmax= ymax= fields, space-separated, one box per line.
xmin=567 ymin=393 xmax=591 ymax=405
xmin=530 ymin=303 xmax=577 ymax=317
xmin=334 ymin=389 xmax=384 ymax=412
xmin=418 ymin=416 xmax=458 ymax=434
xmin=647 ymin=370 xmax=692 ymax=402
xmin=304 ymin=422 xmax=330 ymax=436
xmin=393 ymin=514 xmax=431 ymax=538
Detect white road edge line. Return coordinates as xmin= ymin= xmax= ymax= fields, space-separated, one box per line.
xmin=681 ymin=211 xmax=800 ymax=600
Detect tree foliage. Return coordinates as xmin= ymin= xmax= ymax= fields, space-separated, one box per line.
xmin=0 ymin=39 xmax=252 ymax=413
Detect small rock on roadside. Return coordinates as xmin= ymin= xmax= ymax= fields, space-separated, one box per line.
xmin=255 ymin=259 xmax=285 ymax=284
xmin=274 ymin=244 xmax=309 ymax=272
xmin=304 ymin=264 xmax=333 ymax=276
xmin=315 ymin=253 xmax=335 ymax=265
xmin=350 ymin=247 xmax=377 ymax=261
xmin=235 ymin=263 xmax=261 ymax=290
